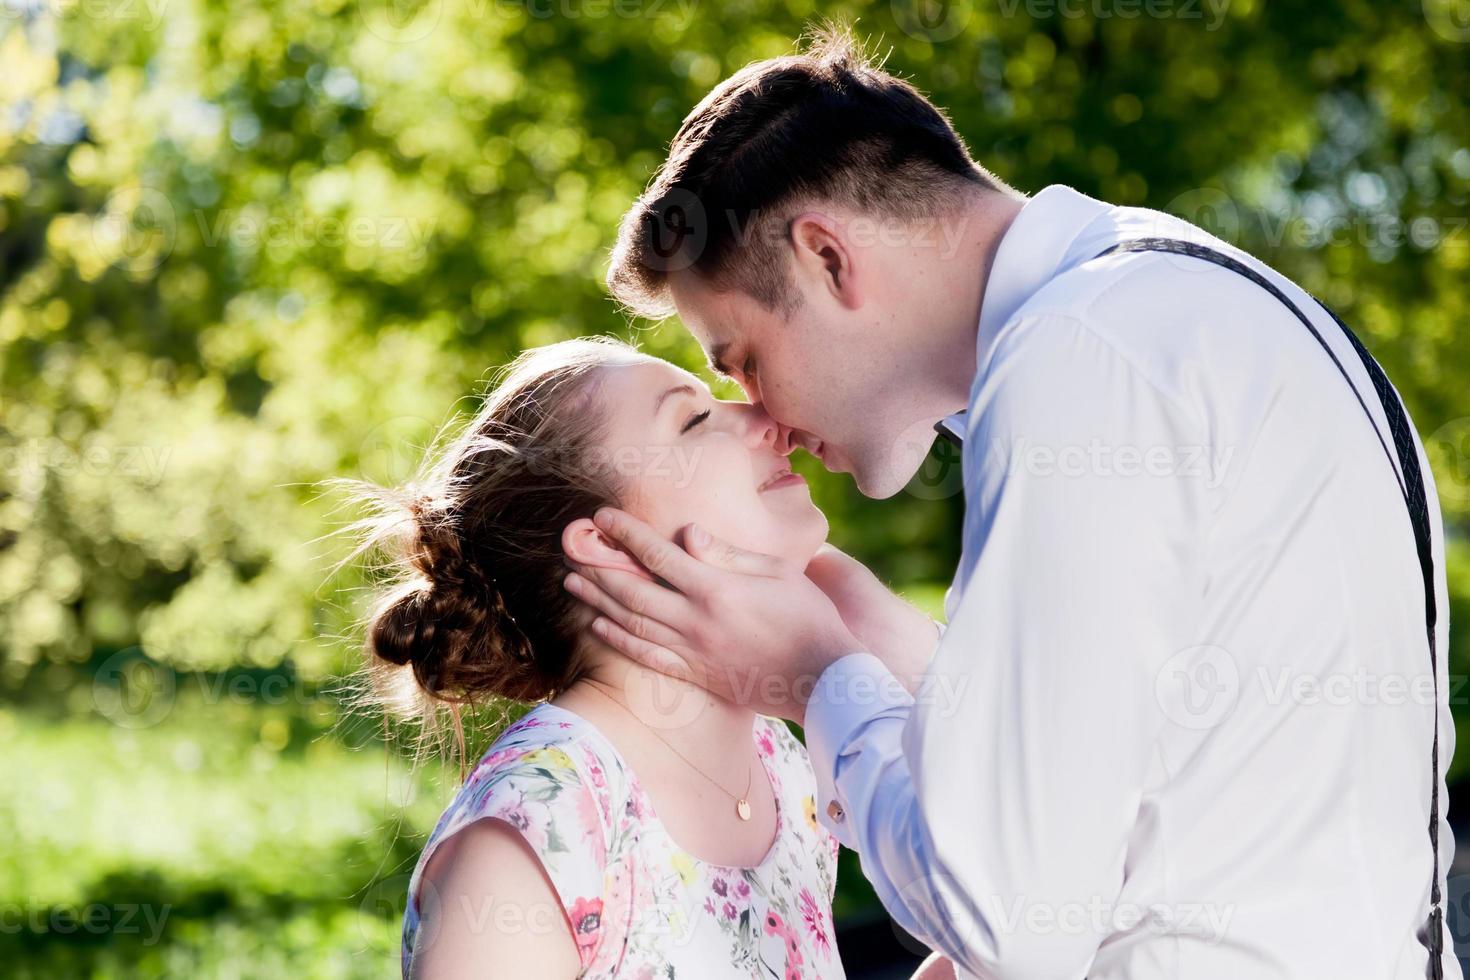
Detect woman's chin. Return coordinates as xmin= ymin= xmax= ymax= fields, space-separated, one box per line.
xmin=717 ymin=502 xmax=828 ymax=566
xmin=773 ymin=507 xmax=829 ymax=567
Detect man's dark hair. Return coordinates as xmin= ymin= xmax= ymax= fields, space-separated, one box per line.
xmin=607 ymin=26 xmax=1005 ymax=319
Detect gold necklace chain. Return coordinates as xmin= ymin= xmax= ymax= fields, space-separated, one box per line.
xmin=587 ymin=685 xmax=756 ymax=821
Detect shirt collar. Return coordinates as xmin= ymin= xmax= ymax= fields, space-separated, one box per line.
xmin=938 ymin=185 xmax=1116 ymax=441
xmin=975 ymin=183 xmax=1116 ymax=368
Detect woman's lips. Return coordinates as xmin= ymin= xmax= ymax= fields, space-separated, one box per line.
xmin=758 ymin=469 xmax=806 ymax=492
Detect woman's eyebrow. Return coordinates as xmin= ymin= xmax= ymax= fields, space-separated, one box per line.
xmin=654 ymin=383 xmax=697 ymax=417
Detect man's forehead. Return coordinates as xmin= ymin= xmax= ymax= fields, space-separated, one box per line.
xmin=669 ymin=273 xmax=719 ymax=330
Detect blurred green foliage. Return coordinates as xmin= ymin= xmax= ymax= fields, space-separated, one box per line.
xmin=3 ymin=0 xmax=1469 ymax=975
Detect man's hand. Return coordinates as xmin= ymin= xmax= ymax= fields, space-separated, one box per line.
xmin=562 ymin=508 xmax=864 ymax=722
xmin=804 ymin=544 xmax=942 ymax=693
xmin=910 ymin=952 xmax=958 ymax=980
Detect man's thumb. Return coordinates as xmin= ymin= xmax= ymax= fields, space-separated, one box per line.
xmin=683 ymin=524 xmax=787 ymax=577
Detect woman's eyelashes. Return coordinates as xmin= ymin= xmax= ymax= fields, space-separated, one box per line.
xmin=680 ymin=408 xmax=711 ymax=434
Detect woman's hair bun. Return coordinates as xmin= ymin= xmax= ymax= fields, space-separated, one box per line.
xmin=367 ymin=495 xmax=523 ymax=698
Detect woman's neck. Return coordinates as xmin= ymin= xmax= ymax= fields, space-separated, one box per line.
xmin=553 ymin=642 xmax=757 ymax=759
xmin=551 ymin=635 xmax=780 ymax=867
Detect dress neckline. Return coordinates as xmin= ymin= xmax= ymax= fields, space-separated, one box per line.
xmin=527 ymin=701 xmax=786 ymax=874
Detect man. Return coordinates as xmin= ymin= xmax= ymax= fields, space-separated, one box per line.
xmin=563 ymin=28 xmax=1457 ymax=980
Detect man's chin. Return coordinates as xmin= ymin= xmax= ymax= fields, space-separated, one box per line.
xmin=820 ymin=439 xmax=922 ymax=498
xmin=850 ymin=460 xmax=917 ymax=500
xmin=853 ymin=418 xmax=959 ymax=499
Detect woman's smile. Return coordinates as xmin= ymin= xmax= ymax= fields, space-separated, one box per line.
xmin=758 ymin=468 xmax=806 ymax=493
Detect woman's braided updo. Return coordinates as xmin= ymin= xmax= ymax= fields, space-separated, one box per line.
xmin=348 ymin=337 xmax=646 ymax=725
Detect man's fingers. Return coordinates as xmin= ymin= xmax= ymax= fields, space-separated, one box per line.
xmin=588 ymin=616 xmax=694 ymax=684
xmin=593 ymin=508 xmax=709 ymax=592
xmin=573 ymin=565 xmax=691 ymax=632
xmin=563 ymin=571 xmax=684 ymax=650
xmin=683 ymin=523 xmax=788 ymax=577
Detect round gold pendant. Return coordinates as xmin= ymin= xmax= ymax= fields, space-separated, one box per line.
xmin=736 ymin=799 xmax=751 ymax=821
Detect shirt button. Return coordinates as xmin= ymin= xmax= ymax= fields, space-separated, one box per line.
xmin=826 ymin=800 xmax=845 ymax=822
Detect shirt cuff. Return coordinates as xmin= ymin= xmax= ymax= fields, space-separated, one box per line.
xmin=805 ymin=652 xmax=915 ymax=848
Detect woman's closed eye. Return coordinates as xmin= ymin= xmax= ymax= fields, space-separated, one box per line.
xmin=681 ymin=409 xmax=711 ymax=434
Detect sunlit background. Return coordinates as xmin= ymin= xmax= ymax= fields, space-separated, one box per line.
xmin=4 ymin=0 xmax=1470 ymax=975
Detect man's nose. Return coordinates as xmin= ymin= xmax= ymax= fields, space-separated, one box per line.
xmin=742 ymin=403 xmax=797 ymax=456
xmin=772 ymin=419 xmax=799 ymax=456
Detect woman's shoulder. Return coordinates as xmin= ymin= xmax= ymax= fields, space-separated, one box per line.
xmin=409 ymin=816 xmax=584 ymax=978
xmin=404 ymin=704 xmax=629 ymax=976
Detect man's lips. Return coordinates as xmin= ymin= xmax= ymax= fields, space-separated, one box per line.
xmin=812 ymin=440 xmax=844 ymax=473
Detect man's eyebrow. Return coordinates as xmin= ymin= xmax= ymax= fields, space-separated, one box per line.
xmin=654 ymin=383 xmax=697 ymax=416
xmin=707 ymin=342 xmax=732 ymax=378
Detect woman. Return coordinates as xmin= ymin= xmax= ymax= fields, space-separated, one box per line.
xmin=352 ymin=336 xmax=947 ymax=978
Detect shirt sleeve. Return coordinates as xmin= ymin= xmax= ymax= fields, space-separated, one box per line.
xmin=805 ymin=312 xmax=1202 ymax=978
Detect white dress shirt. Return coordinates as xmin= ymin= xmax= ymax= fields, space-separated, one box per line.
xmin=805 ymin=185 xmax=1458 ymax=980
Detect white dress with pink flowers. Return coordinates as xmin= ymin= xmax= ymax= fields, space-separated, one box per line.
xmin=401 ymin=702 xmax=846 ymax=979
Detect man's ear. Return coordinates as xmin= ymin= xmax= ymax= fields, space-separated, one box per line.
xmin=562 ymin=518 xmax=656 ymax=581
xmin=789 ymin=211 xmax=863 ymax=309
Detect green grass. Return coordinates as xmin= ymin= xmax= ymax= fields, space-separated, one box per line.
xmin=0 ymin=691 xmax=449 ymax=979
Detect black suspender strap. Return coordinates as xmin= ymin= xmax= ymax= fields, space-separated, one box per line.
xmin=1091 ymin=237 xmax=1443 ymax=977
xmin=931 ymin=236 xmax=1446 ymax=974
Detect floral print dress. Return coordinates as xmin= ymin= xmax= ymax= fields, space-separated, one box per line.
xmin=401 ymin=702 xmax=845 ymax=979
